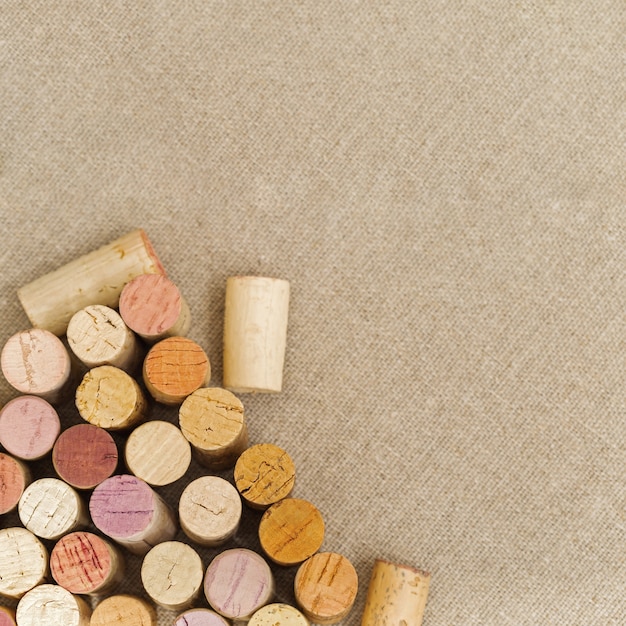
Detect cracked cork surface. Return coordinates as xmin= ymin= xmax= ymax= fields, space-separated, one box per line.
xmin=90 ymin=594 xmax=157 ymax=626
xmin=15 ymin=583 xmax=91 ymax=626
xmin=0 ymin=527 xmax=48 ymax=599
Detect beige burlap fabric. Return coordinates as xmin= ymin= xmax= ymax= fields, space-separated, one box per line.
xmin=1 ymin=2 xmax=625 ymax=624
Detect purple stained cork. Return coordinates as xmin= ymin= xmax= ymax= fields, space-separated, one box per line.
xmin=174 ymin=608 xmax=230 ymax=626
xmin=204 ymin=548 xmax=275 ymax=621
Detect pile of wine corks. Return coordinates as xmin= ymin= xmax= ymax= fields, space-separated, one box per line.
xmin=0 ymin=230 xmax=430 ymax=626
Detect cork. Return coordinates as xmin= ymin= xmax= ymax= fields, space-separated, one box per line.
xmin=75 ymin=365 xmax=147 ymax=430
xmin=52 ymin=423 xmax=118 ymax=490
xmin=294 ymin=552 xmax=359 ymax=624
xmin=0 ymin=527 xmax=48 ymax=599
xmin=119 ymin=273 xmax=191 ymax=342
xmin=89 ymin=474 xmax=177 ymax=556
xmin=248 ymin=603 xmax=309 ymax=626
xmin=0 ymin=607 xmax=16 ymax=626
xmin=0 ymin=453 xmax=31 ymax=515
xmin=141 ymin=541 xmax=204 ymax=612
xmin=15 ymin=584 xmax=91 ymax=626
xmin=223 ymin=276 xmax=290 ymax=393
xmin=143 ymin=336 xmax=211 ymax=405
xmin=67 ymin=304 xmax=141 ymax=372
xmin=173 ymin=608 xmax=230 ymax=626
xmin=0 ymin=395 xmax=60 ymax=461
xmin=90 ymin=594 xmax=157 ymax=626
xmin=124 ymin=420 xmax=191 ymax=487
xmin=204 ymin=548 xmax=275 ymax=621
xmin=178 ymin=387 xmax=248 ymax=470
xmin=17 ymin=229 xmax=165 ymax=336
xmin=258 ymin=498 xmax=325 ymax=566
xmin=18 ymin=477 xmax=88 ymax=541
xmin=360 ymin=560 xmax=431 ymax=626
xmin=234 ymin=443 xmax=296 ymax=509
xmin=0 ymin=329 xmax=72 ymax=404
xmin=179 ymin=476 xmax=242 ymax=547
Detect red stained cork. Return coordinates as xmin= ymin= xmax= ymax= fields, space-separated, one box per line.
xmin=0 ymin=453 xmax=30 ymax=515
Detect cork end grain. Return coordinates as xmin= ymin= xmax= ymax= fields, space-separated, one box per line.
xmin=0 ymin=453 xmax=30 ymax=515
xmin=90 ymin=594 xmax=157 ymax=626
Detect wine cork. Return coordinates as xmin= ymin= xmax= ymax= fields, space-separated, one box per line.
xmin=179 ymin=476 xmax=242 ymax=547
xmin=17 ymin=229 xmax=165 ymax=336
xmin=360 ymin=560 xmax=431 ymax=626
xmin=0 ymin=527 xmax=48 ymax=599
xmin=0 ymin=395 xmax=61 ymax=461
xmin=248 ymin=604 xmax=309 ymax=626
xmin=223 ymin=276 xmax=290 ymax=393
xmin=119 ymin=274 xmax=191 ymax=342
xmin=89 ymin=474 xmax=177 ymax=556
xmin=75 ymin=365 xmax=147 ymax=430
xmin=143 ymin=337 xmax=211 ymax=405
xmin=258 ymin=498 xmax=325 ymax=566
xmin=15 ymin=584 xmax=91 ymax=626
xmin=90 ymin=594 xmax=157 ymax=626
xmin=173 ymin=608 xmax=230 ymax=626
xmin=124 ymin=420 xmax=191 ymax=487
xmin=52 ymin=423 xmax=118 ymax=490
xmin=0 ymin=329 xmax=72 ymax=404
xmin=294 ymin=553 xmax=359 ymax=624
xmin=67 ymin=305 xmax=141 ymax=372
xmin=179 ymin=387 xmax=248 ymax=470
xmin=0 ymin=607 xmax=16 ymax=626
xmin=234 ymin=443 xmax=295 ymax=510
xmin=18 ymin=478 xmax=88 ymax=541
xmin=141 ymin=541 xmax=204 ymax=612
xmin=0 ymin=453 xmax=31 ymax=515
xmin=204 ymin=548 xmax=275 ymax=621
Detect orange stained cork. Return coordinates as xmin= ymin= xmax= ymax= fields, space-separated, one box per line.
xmin=16 ymin=584 xmax=91 ymax=626
xmin=360 ymin=559 xmax=430 ymax=626
xmin=0 ymin=606 xmax=16 ymax=626
xmin=294 ymin=552 xmax=359 ymax=624
xmin=258 ymin=498 xmax=325 ymax=566
xmin=143 ymin=337 xmax=210 ymax=405
xmin=0 ymin=453 xmax=31 ymax=515
xmin=75 ymin=365 xmax=147 ymax=430
xmin=179 ymin=387 xmax=248 ymax=469
xmin=0 ymin=527 xmax=48 ymax=599
xmin=0 ymin=329 xmax=72 ymax=404
xmin=90 ymin=594 xmax=157 ymax=626
xmin=50 ymin=531 xmax=124 ymax=596
xmin=119 ymin=273 xmax=191 ymax=342
xmin=234 ymin=443 xmax=295 ymax=510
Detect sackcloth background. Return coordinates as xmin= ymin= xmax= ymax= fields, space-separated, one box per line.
xmin=1 ymin=2 xmax=626 ymax=624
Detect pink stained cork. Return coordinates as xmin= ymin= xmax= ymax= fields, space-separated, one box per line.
xmin=0 ymin=395 xmax=61 ymax=460
xmin=52 ymin=423 xmax=118 ymax=490
xmin=0 ymin=607 xmax=16 ymax=626
xmin=174 ymin=609 xmax=230 ymax=626
xmin=204 ymin=548 xmax=275 ymax=621
xmin=0 ymin=453 xmax=30 ymax=515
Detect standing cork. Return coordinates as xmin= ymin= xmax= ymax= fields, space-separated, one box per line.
xmin=17 ymin=229 xmax=165 ymax=336
xmin=0 ymin=453 xmax=31 ymax=515
xmin=89 ymin=474 xmax=177 ymax=556
xmin=0 ymin=607 xmax=16 ymax=626
xmin=294 ymin=552 xmax=359 ymax=624
xmin=258 ymin=498 xmax=325 ymax=566
xmin=0 ymin=527 xmax=48 ymax=599
xmin=143 ymin=336 xmax=211 ymax=405
xmin=90 ymin=594 xmax=157 ymax=626
xmin=0 ymin=329 xmax=72 ymax=404
xmin=18 ymin=477 xmax=88 ymax=541
xmin=141 ymin=541 xmax=204 ymax=612
xmin=67 ymin=305 xmax=141 ymax=372
xmin=174 ymin=608 xmax=230 ymax=626
xmin=15 ymin=584 xmax=91 ymax=626
xmin=179 ymin=387 xmax=248 ymax=470
xmin=52 ymin=423 xmax=118 ymax=490
xmin=360 ymin=560 xmax=430 ymax=626
xmin=234 ymin=443 xmax=296 ymax=509
xmin=223 ymin=276 xmax=290 ymax=393
xmin=204 ymin=548 xmax=275 ymax=621
xmin=75 ymin=365 xmax=147 ymax=430
xmin=119 ymin=274 xmax=191 ymax=342
xmin=248 ymin=603 xmax=309 ymax=626
xmin=0 ymin=395 xmax=60 ymax=461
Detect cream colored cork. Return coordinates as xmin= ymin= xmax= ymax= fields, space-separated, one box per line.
xmin=75 ymin=365 xmax=147 ymax=430
xmin=234 ymin=443 xmax=295 ymax=509
xmin=141 ymin=541 xmax=204 ymax=612
xmin=15 ymin=584 xmax=91 ymax=626
xmin=17 ymin=229 xmax=165 ymax=336
xmin=223 ymin=276 xmax=290 ymax=393
xmin=179 ymin=387 xmax=248 ymax=470
xmin=90 ymin=594 xmax=157 ymax=626
xmin=0 ymin=329 xmax=72 ymax=404
xmin=67 ymin=304 xmax=141 ymax=372
xmin=125 ymin=420 xmax=191 ymax=486
xmin=0 ymin=453 xmax=31 ymax=515
xmin=248 ymin=603 xmax=309 ymax=626
xmin=0 ymin=527 xmax=48 ymax=599
xmin=0 ymin=606 xmax=16 ymax=626
xmin=360 ymin=559 xmax=431 ymax=626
